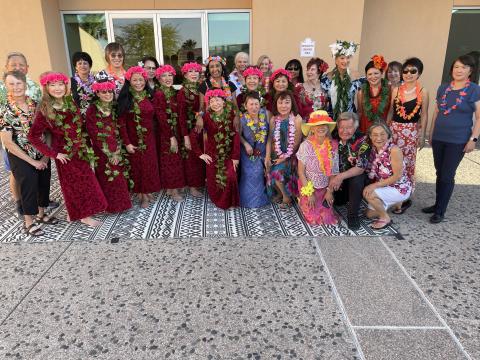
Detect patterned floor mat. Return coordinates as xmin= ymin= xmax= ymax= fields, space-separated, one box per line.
xmin=0 ymin=163 xmax=399 ymax=243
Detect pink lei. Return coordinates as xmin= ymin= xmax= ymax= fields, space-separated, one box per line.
xmin=274 ymin=113 xmax=296 ymax=159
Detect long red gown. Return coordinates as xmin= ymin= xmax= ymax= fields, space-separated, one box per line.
xmin=152 ymin=89 xmax=186 ymax=189
xmin=190 ymin=108 xmax=240 ymax=209
xmin=118 ymin=97 xmax=161 ymax=194
xmin=85 ymin=103 xmax=132 ymax=213
xmin=177 ymin=86 xmax=205 ymax=188
xmin=28 ymin=107 xmax=107 ymax=221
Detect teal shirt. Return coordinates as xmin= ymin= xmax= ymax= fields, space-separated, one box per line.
xmin=0 ymin=75 xmax=42 ymax=106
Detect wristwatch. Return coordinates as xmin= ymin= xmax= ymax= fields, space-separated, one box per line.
xmin=470 ymin=137 xmax=478 ymax=142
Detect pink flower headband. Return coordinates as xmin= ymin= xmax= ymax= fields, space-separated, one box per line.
xmin=270 ymin=68 xmax=292 ymax=82
xmin=40 ymin=72 xmax=69 ymax=86
xmin=204 ymin=55 xmax=226 ymax=66
xmin=181 ymin=62 xmax=202 ymax=74
xmin=125 ymin=66 xmax=148 ymax=81
xmin=242 ymin=67 xmax=263 ymax=80
xmin=205 ymin=89 xmax=227 ymax=105
xmin=92 ymin=81 xmax=116 ymax=92
xmin=155 ymin=64 xmax=176 ymax=77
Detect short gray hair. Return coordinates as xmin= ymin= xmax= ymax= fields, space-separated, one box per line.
xmin=234 ymin=52 xmax=249 ymax=64
xmin=367 ymin=122 xmax=392 ymax=139
xmin=337 ymin=112 xmax=359 ymax=129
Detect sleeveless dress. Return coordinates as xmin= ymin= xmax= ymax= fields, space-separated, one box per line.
xmin=239 ymin=110 xmax=269 ymax=208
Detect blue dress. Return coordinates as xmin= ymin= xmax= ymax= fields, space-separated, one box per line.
xmin=239 ymin=110 xmax=269 ymax=208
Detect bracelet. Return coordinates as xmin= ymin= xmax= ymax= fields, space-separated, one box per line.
xmin=300 ymin=181 xmax=315 ymax=197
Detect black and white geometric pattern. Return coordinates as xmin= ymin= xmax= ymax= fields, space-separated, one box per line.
xmin=0 ymin=163 xmax=399 ymax=243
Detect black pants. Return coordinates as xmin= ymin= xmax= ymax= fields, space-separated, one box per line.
xmin=431 ymin=140 xmax=465 ymax=216
xmin=334 ymin=173 xmax=366 ymax=217
xmin=8 ymin=153 xmax=51 ymax=216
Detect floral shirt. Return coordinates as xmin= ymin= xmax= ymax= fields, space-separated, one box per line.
xmin=0 ymin=76 xmax=42 ymax=107
xmin=0 ymin=97 xmax=43 ymax=160
xmin=228 ymin=69 xmax=245 ymax=97
xmin=296 ymin=139 xmax=339 ymax=189
xmin=320 ymin=73 xmax=365 ymax=116
xmin=333 ymin=130 xmax=370 ymax=173
xmin=299 ymin=83 xmax=328 ymax=111
xmin=367 ymin=140 xmax=411 ymax=195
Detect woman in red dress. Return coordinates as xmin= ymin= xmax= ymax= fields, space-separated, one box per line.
xmin=190 ymin=89 xmax=240 ymax=209
xmin=357 ymin=55 xmax=391 ymax=133
xmin=117 ymin=66 xmax=160 ymax=208
xmin=28 ymin=72 xmax=107 ymax=226
xmin=177 ymin=62 xmax=205 ymax=196
xmin=85 ymin=77 xmax=132 ymax=213
xmin=152 ymin=65 xmax=186 ymax=202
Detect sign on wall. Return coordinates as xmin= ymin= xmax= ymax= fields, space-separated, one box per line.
xmin=300 ymin=38 xmax=315 ymax=57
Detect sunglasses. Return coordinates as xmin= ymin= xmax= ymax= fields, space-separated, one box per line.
xmin=403 ymin=68 xmax=418 ymax=75
xmin=286 ymin=66 xmax=299 ymax=71
xmin=98 ymin=90 xmax=114 ymax=94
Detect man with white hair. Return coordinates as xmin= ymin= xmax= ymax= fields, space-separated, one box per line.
xmin=329 ymin=111 xmax=370 ymax=230
xmin=229 ymin=51 xmax=249 ymax=96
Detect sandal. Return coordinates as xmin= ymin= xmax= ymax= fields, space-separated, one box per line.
xmin=371 ymin=218 xmax=393 ymax=230
xmin=392 ymin=199 xmax=412 ymax=215
xmin=278 ymin=200 xmax=292 ymax=209
xmin=36 ymin=215 xmax=59 ymax=225
xmin=24 ymin=223 xmax=45 ymax=237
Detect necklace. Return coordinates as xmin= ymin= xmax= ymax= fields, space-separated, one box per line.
xmin=362 ymin=78 xmax=389 ymax=122
xmin=404 ymin=86 xmax=416 ymax=94
xmin=308 ymin=137 xmax=333 ymax=176
xmin=129 ymin=88 xmax=148 ymax=151
xmin=395 ymin=82 xmax=422 ymax=120
xmin=332 ymin=68 xmax=352 ymax=119
xmin=211 ymin=103 xmax=235 ymax=188
xmin=439 ymin=80 xmax=471 ymax=115
xmin=273 ymin=114 xmax=295 ymax=159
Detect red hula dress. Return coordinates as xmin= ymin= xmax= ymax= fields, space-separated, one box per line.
xmin=359 ymin=85 xmax=391 ymax=133
xmin=118 ymin=97 xmax=161 ymax=194
xmin=28 ymin=107 xmax=107 ymax=221
xmin=265 ymin=90 xmax=313 ymax=120
xmin=152 ymin=89 xmax=186 ymax=189
xmin=177 ymin=86 xmax=205 ymax=188
xmin=190 ymin=108 xmax=240 ymax=209
xmin=85 ymin=104 xmax=132 ymax=213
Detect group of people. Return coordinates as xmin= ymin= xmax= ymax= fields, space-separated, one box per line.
xmin=0 ymin=39 xmax=479 ymax=237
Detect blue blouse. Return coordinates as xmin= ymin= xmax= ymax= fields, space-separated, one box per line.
xmin=433 ymin=82 xmax=480 ymax=144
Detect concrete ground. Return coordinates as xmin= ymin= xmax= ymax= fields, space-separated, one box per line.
xmin=0 ymin=147 xmax=479 ymax=360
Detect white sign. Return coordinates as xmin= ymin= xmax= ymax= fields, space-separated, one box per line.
xmin=300 ymin=38 xmax=315 ymax=57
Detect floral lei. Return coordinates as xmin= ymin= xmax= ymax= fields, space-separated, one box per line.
xmin=368 ymin=140 xmax=392 ymax=180
xmin=50 ymin=96 xmax=97 ymax=166
xmin=362 ymin=78 xmax=389 ymax=122
xmin=129 ymin=88 xmax=148 ymax=151
xmin=395 ymin=82 xmax=422 ymax=120
xmin=245 ymin=111 xmax=268 ymax=160
xmin=74 ymin=73 xmax=94 ymax=96
xmin=274 ymin=113 xmax=296 ymax=159
xmin=210 ymin=77 xmax=232 ymax=100
xmin=211 ymin=102 xmax=235 ymax=188
xmin=308 ymin=137 xmax=333 ymax=176
xmin=439 ymin=80 xmax=471 ymax=115
xmin=332 ymin=68 xmax=352 ymax=119
xmin=94 ymin=100 xmax=133 ymax=188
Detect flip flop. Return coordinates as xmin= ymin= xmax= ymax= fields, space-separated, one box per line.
xmin=371 ymin=218 xmax=393 ymax=230
xmin=392 ymin=199 xmax=412 ymax=214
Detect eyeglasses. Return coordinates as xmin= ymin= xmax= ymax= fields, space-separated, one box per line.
xmin=110 ymin=53 xmax=124 ymax=59
xmin=286 ymin=66 xmax=299 ymax=71
xmin=98 ymin=90 xmax=114 ymax=94
xmin=403 ymin=68 xmax=418 ymax=75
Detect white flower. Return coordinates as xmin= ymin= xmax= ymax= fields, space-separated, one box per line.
xmin=137 ymin=61 xmax=145 ymax=67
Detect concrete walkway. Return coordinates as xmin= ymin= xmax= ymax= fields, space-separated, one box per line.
xmin=0 ymin=148 xmax=479 ymax=359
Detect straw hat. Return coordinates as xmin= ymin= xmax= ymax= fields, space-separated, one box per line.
xmin=301 ymin=110 xmax=336 ymax=136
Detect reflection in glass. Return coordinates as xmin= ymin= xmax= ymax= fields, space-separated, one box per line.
xmin=113 ymin=18 xmax=155 ymax=68
xmin=442 ymin=9 xmax=480 ymax=84
xmin=208 ymin=13 xmax=250 ymax=72
xmin=64 ymin=14 xmax=108 ymax=73
xmin=160 ymin=18 xmax=202 ymax=83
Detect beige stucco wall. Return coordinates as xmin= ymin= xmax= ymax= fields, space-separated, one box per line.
xmin=0 ymin=0 xmax=67 ymax=83
xmin=251 ymin=0 xmax=365 ymax=72
xmin=359 ymin=0 xmax=453 ymax=131
xmin=58 ymin=0 xmax=251 ymax=10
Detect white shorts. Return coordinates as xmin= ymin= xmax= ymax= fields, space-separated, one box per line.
xmin=368 ymin=186 xmax=411 ymax=210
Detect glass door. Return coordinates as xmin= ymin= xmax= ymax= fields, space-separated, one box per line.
xmin=108 ymin=13 xmax=159 ymax=67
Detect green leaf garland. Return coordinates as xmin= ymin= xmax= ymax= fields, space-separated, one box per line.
xmin=211 ymin=102 xmax=235 ymax=189
xmin=362 ymin=78 xmax=389 ymax=123
xmin=332 ymin=68 xmax=352 ymax=120
xmin=129 ymin=88 xmax=148 ymax=152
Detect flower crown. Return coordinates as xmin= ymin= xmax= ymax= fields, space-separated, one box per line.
xmin=40 ymin=72 xmax=69 ymax=86
xmin=329 ymin=40 xmax=359 ymax=58
xmin=270 ymin=68 xmax=292 ymax=82
xmin=205 ymin=89 xmax=227 ymax=105
xmin=125 ymin=66 xmax=148 ymax=81
xmin=371 ymin=54 xmax=388 ymax=72
xmin=156 ymin=64 xmax=176 ymax=77
xmin=181 ymin=62 xmax=202 ymax=74
xmin=204 ymin=55 xmax=226 ymax=66
xmin=92 ymin=81 xmax=116 ymax=92
xmin=243 ymin=66 xmax=263 ymax=80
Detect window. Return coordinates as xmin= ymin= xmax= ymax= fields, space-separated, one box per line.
xmin=442 ymin=9 xmax=480 ymax=84
xmin=208 ymin=12 xmax=250 ymax=72
xmin=63 ymin=14 xmax=108 ymax=73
